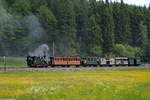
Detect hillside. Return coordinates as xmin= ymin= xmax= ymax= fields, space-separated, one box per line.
xmin=0 ymin=0 xmax=150 ymax=62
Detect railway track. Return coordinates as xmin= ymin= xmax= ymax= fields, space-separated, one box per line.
xmin=0 ymin=66 xmax=149 ymax=72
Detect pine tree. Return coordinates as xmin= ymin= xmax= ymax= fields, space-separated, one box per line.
xmin=146 ymin=5 xmax=150 ymax=39
xmin=89 ymin=0 xmax=97 ymax=14
xmin=130 ymin=7 xmax=145 ymax=47
xmin=87 ymin=0 xmax=103 ymax=56
xmin=101 ymin=2 xmax=115 ymax=56
xmin=112 ymin=3 xmax=122 ymax=44
xmin=143 ymin=39 xmax=150 ymax=62
xmin=76 ymin=0 xmax=89 ymax=56
xmin=88 ymin=15 xmax=103 ymax=56
xmin=105 ymin=0 xmax=109 ymax=4
xmin=11 ymin=0 xmax=31 ymax=15
xmin=138 ymin=21 xmax=148 ymax=47
xmin=55 ymin=0 xmax=77 ymax=56
xmin=121 ymin=0 xmax=124 ymax=4
xmin=30 ymin=0 xmax=47 ymax=13
xmin=143 ymin=6 xmax=150 ymax=61
xmin=37 ymin=5 xmax=57 ymax=44
xmin=119 ymin=2 xmax=132 ymax=44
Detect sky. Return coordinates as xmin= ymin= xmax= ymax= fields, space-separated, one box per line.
xmin=110 ymin=0 xmax=150 ymax=7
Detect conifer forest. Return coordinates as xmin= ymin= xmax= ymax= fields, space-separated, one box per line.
xmin=0 ymin=0 xmax=150 ymax=62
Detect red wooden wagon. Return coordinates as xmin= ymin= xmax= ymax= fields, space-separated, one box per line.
xmin=50 ymin=57 xmax=81 ymax=67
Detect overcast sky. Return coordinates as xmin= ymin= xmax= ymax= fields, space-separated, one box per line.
xmin=110 ymin=0 xmax=150 ymax=7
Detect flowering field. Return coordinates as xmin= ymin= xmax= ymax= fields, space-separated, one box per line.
xmin=0 ymin=70 xmax=150 ymax=100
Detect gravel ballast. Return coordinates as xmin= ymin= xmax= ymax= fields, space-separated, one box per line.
xmin=0 ymin=66 xmax=149 ymax=72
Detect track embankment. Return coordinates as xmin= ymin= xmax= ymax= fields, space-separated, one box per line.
xmin=0 ymin=66 xmax=149 ymax=72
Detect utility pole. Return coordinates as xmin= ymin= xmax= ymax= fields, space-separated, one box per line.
xmin=53 ymin=42 xmax=55 ymax=57
xmin=3 ymin=56 xmax=6 ymax=71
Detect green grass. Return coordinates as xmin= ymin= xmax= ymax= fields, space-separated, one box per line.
xmin=0 ymin=70 xmax=150 ymax=100
xmin=0 ymin=57 xmax=26 ymax=68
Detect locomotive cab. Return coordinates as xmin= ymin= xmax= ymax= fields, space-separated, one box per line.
xmin=26 ymin=56 xmax=34 ymax=67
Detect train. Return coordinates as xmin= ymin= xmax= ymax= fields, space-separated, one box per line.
xmin=26 ymin=56 xmax=141 ymax=68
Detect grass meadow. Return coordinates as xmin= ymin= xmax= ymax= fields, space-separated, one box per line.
xmin=0 ymin=57 xmax=26 ymax=68
xmin=0 ymin=70 xmax=150 ymax=100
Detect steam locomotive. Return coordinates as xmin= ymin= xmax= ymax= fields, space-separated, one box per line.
xmin=26 ymin=56 xmax=141 ymax=68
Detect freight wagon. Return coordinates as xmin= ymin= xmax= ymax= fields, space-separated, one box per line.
xmin=26 ymin=56 xmax=141 ymax=68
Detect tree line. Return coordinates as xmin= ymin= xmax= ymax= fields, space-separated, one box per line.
xmin=0 ymin=0 xmax=150 ymax=62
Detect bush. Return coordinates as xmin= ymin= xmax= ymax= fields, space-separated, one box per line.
xmin=114 ymin=44 xmax=141 ymax=58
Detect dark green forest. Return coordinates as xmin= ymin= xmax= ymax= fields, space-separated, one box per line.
xmin=0 ymin=0 xmax=150 ymax=61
